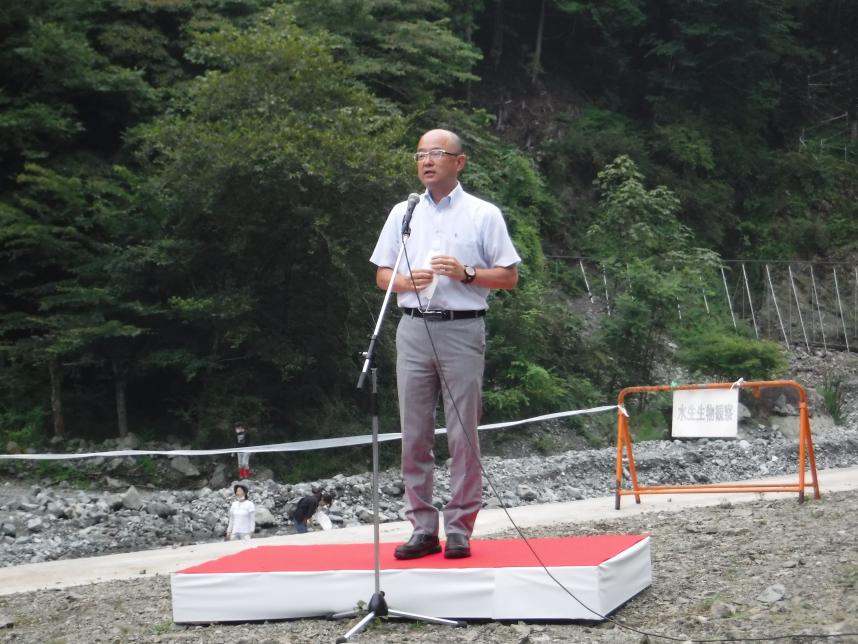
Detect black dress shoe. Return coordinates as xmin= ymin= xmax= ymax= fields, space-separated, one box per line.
xmin=394 ymin=533 xmax=441 ymax=560
xmin=444 ymin=533 xmax=471 ymax=559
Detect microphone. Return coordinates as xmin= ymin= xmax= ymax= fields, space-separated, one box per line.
xmin=401 ymin=193 xmax=420 ymax=237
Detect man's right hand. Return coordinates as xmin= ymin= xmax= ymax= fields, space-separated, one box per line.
xmin=405 ymin=268 xmax=435 ymax=292
xmin=376 ymin=267 xmax=434 ymax=292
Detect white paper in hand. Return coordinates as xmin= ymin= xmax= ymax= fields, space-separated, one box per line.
xmin=314 ymin=511 xmax=332 ymax=531
xmin=418 ymin=249 xmax=442 ymax=302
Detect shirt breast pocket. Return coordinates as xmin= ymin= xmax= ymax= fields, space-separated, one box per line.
xmin=454 ymin=240 xmax=481 ymax=267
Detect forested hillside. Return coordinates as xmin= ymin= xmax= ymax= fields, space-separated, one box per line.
xmin=1 ymin=1 xmax=856 ymax=469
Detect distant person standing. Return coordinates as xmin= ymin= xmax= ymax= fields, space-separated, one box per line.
xmin=226 ymin=483 xmax=255 ymax=541
xmin=290 ymin=491 xmax=334 ymax=534
xmin=234 ymin=423 xmax=251 ymax=479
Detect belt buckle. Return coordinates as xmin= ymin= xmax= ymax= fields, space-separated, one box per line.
xmin=422 ymin=310 xmax=447 ymax=321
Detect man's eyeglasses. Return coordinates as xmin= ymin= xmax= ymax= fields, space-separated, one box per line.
xmin=414 ymin=149 xmax=460 ymax=162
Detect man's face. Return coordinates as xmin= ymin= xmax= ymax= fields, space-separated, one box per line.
xmin=416 ymin=131 xmax=465 ymax=195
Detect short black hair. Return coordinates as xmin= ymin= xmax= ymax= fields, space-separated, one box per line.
xmin=321 ymin=492 xmax=334 ymax=505
xmin=234 ymin=483 xmax=249 ymax=496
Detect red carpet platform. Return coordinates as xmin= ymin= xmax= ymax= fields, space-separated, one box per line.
xmin=171 ymin=535 xmax=651 ymax=623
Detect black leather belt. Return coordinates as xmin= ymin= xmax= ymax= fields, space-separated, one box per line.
xmin=402 ymin=308 xmax=486 ymax=321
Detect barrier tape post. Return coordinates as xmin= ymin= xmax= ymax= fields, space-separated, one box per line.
xmin=614 ymin=380 xmax=821 ymax=509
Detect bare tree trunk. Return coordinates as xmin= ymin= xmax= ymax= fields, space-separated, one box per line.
xmin=490 ymin=0 xmax=505 ymax=69
xmin=113 ymin=360 xmax=129 ymax=438
xmin=532 ymin=0 xmax=546 ymax=84
xmin=48 ymin=358 xmax=65 ymax=438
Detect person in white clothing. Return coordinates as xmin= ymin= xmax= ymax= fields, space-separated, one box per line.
xmin=226 ymin=483 xmax=255 ymax=541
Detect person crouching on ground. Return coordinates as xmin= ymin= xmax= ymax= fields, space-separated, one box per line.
xmin=226 ymin=483 xmax=255 ymax=541
xmin=291 ymin=491 xmax=334 ymax=534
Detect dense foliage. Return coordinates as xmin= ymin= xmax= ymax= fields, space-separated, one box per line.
xmin=2 ymin=1 xmax=854 ymax=472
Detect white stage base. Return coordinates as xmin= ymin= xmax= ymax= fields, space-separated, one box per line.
xmin=171 ymin=535 xmax=651 ymax=623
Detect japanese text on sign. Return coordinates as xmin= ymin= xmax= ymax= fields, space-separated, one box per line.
xmin=671 ymin=388 xmax=739 ymax=438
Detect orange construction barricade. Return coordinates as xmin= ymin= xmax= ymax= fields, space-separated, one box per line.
xmin=614 ymin=380 xmax=820 ymax=509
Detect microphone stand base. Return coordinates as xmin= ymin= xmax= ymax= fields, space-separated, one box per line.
xmin=334 ymin=591 xmax=465 ymax=642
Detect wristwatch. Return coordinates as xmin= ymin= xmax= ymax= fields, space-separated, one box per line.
xmin=461 ymin=265 xmax=477 ymax=284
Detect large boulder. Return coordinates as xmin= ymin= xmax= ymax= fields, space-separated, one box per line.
xmin=209 ymin=463 xmax=229 ymax=489
xmin=121 ymin=486 xmax=144 ymax=510
xmin=145 ymin=502 xmax=176 ymax=518
xmin=170 ymin=456 xmax=200 ymax=478
xmin=254 ymin=506 xmax=276 ymax=528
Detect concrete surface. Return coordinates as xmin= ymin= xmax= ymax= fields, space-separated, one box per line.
xmin=1 ymin=466 xmax=855 ymax=596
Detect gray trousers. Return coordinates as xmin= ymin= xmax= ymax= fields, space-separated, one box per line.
xmin=396 ymin=314 xmax=485 ymax=537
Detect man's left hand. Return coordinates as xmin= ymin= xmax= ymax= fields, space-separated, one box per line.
xmin=430 ymin=254 xmax=463 ymax=281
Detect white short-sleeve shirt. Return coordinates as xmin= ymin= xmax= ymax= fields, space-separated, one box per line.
xmin=369 ymin=184 xmax=521 ymax=310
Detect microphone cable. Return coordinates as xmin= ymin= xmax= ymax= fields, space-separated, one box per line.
xmin=396 ymin=238 xmax=858 ymax=643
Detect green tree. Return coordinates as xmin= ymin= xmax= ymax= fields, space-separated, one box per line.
xmin=640 ymin=0 xmax=805 ymax=131
xmin=134 ymin=8 xmax=413 ymax=440
xmin=586 ymin=155 xmax=718 ymax=388
xmin=738 ymin=150 xmax=858 ymax=258
xmin=0 ymin=162 xmax=156 ymax=439
xmin=0 ymin=2 xmax=153 ymax=187
xmin=0 ymin=1 xmax=280 ymax=442
xmin=0 ymin=164 xmax=96 ymax=439
xmin=284 ymin=0 xmax=482 ymax=105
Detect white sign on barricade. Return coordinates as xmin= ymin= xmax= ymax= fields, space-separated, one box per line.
xmin=671 ymin=388 xmax=739 ymax=438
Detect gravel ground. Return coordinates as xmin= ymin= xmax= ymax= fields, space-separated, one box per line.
xmin=1 ymin=488 xmax=856 ymax=644
xmin=2 ymin=347 xmax=858 ymax=642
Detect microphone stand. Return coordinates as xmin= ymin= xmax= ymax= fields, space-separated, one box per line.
xmin=335 ymin=221 xmax=465 ymax=642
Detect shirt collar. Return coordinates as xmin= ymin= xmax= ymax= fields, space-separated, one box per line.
xmin=422 ymin=182 xmax=463 ymax=208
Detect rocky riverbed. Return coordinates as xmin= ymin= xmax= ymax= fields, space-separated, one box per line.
xmin=2 ymin=415 xmax=858 ymax=569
